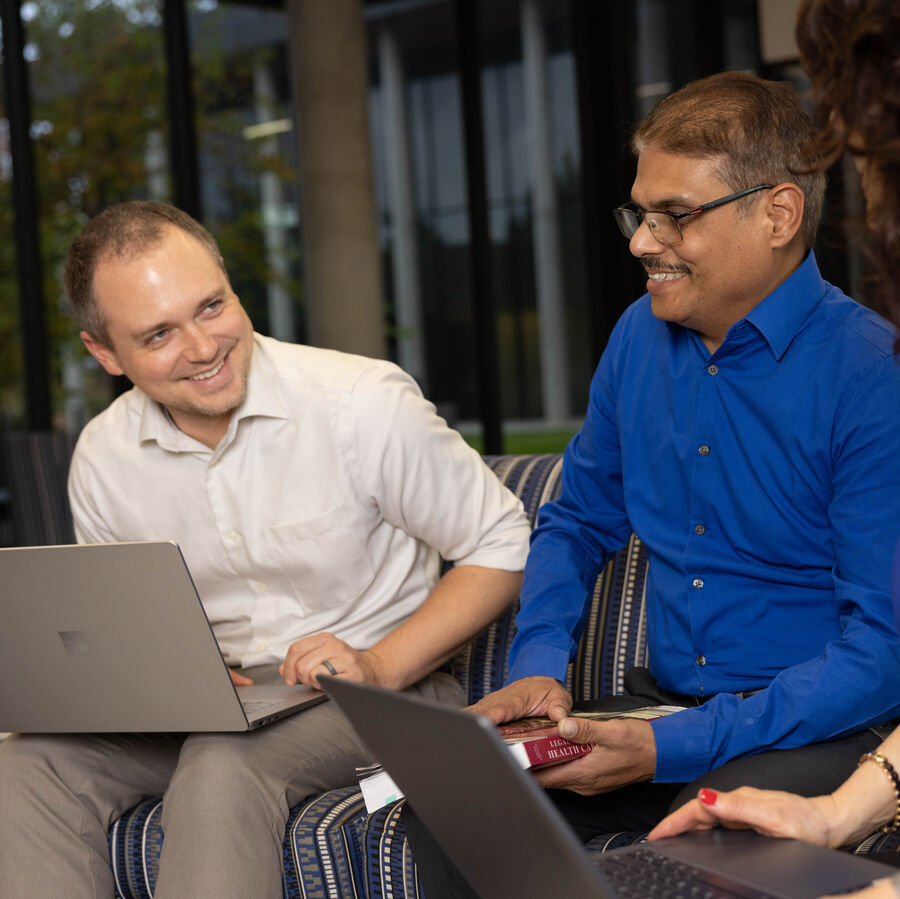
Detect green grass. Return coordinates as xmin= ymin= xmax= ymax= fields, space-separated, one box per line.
xmin=462 ymin=429 xmax=577 ymax=455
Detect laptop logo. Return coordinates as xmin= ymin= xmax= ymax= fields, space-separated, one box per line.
xmin=58 ymin=631 xmax=92 ymax=655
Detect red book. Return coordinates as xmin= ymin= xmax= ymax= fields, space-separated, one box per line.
xmin=499 ymin=725 xmax=593 ymax=770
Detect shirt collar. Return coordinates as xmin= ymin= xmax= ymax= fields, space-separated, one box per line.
xmin=742 ymin=251 xmax=825 ymax=361
xmin=137 ymin=332 xmax=289 ymax=450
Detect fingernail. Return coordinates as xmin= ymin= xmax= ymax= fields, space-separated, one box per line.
xmin=699 ymin=788 xmax=718 ymax=806
xmin=558 ymin=718 xmax=576 ymax=739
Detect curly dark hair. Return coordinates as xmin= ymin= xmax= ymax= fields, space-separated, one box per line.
xmin=796 ymin=0 xmax=900 ymax=333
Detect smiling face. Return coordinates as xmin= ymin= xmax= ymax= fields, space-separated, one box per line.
xmin=81 ymin=224 xmax=254 ymax=448
xmin=628 ymin=147 xmax=805 ymax=352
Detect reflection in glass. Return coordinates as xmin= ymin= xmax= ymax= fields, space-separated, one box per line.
xmin=188 ymin=1 xmax=302 ymax=345
xmin=367 ymin=0 xmax=589 ymax=428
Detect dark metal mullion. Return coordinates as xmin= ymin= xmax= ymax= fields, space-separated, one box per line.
xmin=1 ymin=0 xmax=51 ymax=430
xmin=162 ymin=0 xmax=202 ymax=219
xmin=570 ymin=0 xmax=641 ymax=365
xmin=454 ymin=0 xmax=502 ymax=454
xmin=669 ymin=0 xmax=725 ymax=88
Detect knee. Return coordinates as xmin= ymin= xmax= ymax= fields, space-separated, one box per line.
xmin=0 ymin=735 xmax=87 ymax=835
xmin=167 ymin=736 xmax=284 ymax=812
xmin=0 ymin=735 xmax=58 ymax=801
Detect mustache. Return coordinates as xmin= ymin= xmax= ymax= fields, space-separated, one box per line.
xmin=641 ymin=258 xmax=691 ymax=275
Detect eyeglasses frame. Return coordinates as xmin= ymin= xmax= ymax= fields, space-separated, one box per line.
xmin=613 ymin=184 xmax=775 ymax=244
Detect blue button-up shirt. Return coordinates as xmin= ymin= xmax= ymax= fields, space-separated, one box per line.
xmin=509 ymin=252 xmax=900 ymax=783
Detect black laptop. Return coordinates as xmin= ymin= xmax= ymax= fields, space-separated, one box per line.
xmin=323 ymin=676 xmax=897 ymax=899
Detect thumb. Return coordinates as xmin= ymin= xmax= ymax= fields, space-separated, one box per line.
xmin=230 ymin=669 xmax=255 ymax=686
xmin=556 ymin=716 xmax=595 ymax=744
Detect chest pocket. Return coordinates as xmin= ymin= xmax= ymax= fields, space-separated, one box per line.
xmin=263 ymin=506 xmax=375 ymax=612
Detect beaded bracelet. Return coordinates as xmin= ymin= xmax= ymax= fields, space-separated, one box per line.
xmin=858 ymin=751 xmax=900 ymax=833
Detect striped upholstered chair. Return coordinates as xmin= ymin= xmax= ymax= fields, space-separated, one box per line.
xmin=1 ymin=430 xmax=78 ymax=546
xmin=107 ymin=453 xmax=653 ymax=898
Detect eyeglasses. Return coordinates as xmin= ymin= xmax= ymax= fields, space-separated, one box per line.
xmin=613 ymin=184 xmax=774 ymax=246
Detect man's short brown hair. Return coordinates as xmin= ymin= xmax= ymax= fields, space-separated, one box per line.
xmin=632 ymin=72 xmax=826 ymax=249
xmin=63 ymin=201 xmax=227 ymax=347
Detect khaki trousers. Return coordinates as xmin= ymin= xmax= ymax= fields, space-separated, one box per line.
xmin=0 ymin=666 xmax=464 ymax=898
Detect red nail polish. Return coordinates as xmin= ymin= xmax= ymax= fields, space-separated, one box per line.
xmin=699 ymin=788 xmax=718 ymax=806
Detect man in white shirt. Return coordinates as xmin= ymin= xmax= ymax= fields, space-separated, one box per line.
xmin=0 ymin=201 xmax=530 ymax=899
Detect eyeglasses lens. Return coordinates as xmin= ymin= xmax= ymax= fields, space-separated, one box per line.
xmin=614 ymin=208 xmax=682 ymax=245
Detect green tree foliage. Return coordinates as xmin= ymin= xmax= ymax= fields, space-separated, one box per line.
xmin=0 ymin=0 xmax=302 ymax=427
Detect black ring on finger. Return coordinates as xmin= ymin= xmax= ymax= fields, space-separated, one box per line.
xmin=322 ymin=660 xmax=338 ymax=676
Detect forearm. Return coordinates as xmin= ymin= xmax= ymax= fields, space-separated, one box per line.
xmin=365 ymin=565 xmax=522 ymax=690
xmin=507 ymin=525 xmax=613 ymax=683
xmin=652 ymin=621 xmax=900 ymax=783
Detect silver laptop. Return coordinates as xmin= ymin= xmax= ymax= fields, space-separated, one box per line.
xmin=0 ymin=541 xmax=325 ymax=732
xmin=323 ymin=676 xmax=898 ymax=899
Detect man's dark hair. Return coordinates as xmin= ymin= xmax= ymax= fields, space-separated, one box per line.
xmin=64 ymin=201 xmax=227 ymax=347
xmin=632 ymin=71 xmax=826 ymax=250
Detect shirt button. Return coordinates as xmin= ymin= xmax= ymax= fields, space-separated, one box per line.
xmin=707 ymin=364 xmax=719 ymax=376
xmin=694 ymin=523 xmax=706 ymax=536
xmin=255 ymin=641 xmax=268 ymax=651
xmin=692 ymin=577 xmax=704 ymax=590
xmin=253 ymin=582 xmax=269 ymax=593
xmin=696 ymin=655 xmax=707 ymax=666
xmin=698 ymin=444 xmax=710 ymax=456
xmin=227 ymin=530 xmax=241 ymax=542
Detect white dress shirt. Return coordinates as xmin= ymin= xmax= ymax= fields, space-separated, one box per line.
xmin=68 ymin=335 xmax=530 ymax=668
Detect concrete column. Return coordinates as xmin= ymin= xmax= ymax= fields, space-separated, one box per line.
xmin=521 ymin=0 xmax=569 ymax=422
xmin=286 ymin=0 xmax=387 ymax=358
xmin=377 ymin=23 xmax=426 ymax=388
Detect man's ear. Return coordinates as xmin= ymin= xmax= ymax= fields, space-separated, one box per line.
xmin=80 ymin=331 xmax=125 ymax=377
xmin=766 ymin=182 xmax=805 ymax=248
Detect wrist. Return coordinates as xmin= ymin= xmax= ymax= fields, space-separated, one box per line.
xmin=829 ymin=754 xmax=900 ymax=847
xmin=360 ymin=647 xmax=398 ymax=690
xmin=811 ymin=793 xmax=860 ymax=848
xmin=858 ymin=752 xmax=900 ymax=834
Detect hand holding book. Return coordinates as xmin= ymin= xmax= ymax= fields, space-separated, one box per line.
xmin=356 ymin=704 xmax=683 ymax=813
xmin=532 ymin=706 xmax=682 ymax=795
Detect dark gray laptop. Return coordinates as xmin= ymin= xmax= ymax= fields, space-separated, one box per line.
xmin=0 ymin=541 xmax=325 ymax=732
xmin=323 ymin=676 xmax=897 ymax=899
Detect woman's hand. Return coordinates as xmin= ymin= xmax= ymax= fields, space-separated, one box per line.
xmin=648 ymin=786 xmax=842 ymax=847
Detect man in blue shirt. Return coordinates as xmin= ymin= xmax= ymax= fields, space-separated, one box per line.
xmin=469 ymin=71 xmax=900 ymax=836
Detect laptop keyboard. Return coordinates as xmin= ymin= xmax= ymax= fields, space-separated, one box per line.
xmin=595 ymin=846 xmax=778 ymax=899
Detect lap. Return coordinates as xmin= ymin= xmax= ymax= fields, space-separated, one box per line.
xmin=1 ymin=668 xmax=464 ymax=813
xmin=176 ymin=668 xmax=464 ymax=774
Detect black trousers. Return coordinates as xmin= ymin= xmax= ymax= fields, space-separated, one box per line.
xmin=403 ymin=679 xmax=887 ymax=899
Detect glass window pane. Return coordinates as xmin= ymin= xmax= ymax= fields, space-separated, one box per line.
xmin=368 ymin=2 xmax=476 ymax=420
xmin=0 ymin=49 xmax=25 ymax=432
xmin=367 ymin=0 xmax=589 ymax=439
xmin=26 ymin=0 xmax=168 ymax=432
xmin=189 ymin=1 xmax=302 ymax=344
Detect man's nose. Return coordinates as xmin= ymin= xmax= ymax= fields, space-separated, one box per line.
xmin=183 ymin=325 xmax=218 ymax=360
xmin=628 ymin=220 xmax=668 ymax=258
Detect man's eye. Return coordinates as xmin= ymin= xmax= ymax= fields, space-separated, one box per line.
xmin=205 ymin=300 xmax=223 ymax=314
xmin=147 ymin=330 xmax=168 ymax=345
